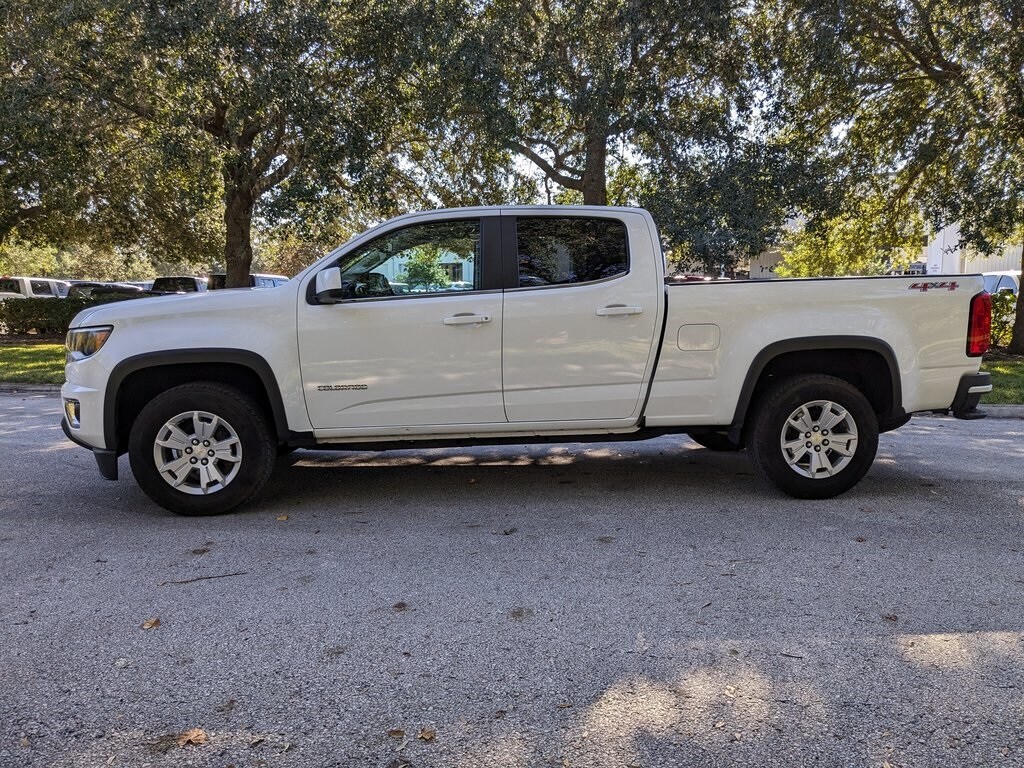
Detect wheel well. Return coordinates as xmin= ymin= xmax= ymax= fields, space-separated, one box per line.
xmin=114 ymin=363 xmax=279 ymax=451
xmin=745 ymin=348 xmax=896 ymax=423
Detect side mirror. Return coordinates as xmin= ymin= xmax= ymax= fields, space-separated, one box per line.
xmin=315 ymin=268 xmax=346 ymax=304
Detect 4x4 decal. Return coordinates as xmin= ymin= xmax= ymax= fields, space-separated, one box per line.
xmin=908 ymin=281 xmax=958 ymax=292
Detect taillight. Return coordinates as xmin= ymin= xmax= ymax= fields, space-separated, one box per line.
xmin=967 ymin=292 xmax=991 ymax=357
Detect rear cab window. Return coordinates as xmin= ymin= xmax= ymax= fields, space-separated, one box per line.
xmin=514 ymin=217 xmax=629 ymax=288
xmin=29 ymin=280 xmax=54 ymax=296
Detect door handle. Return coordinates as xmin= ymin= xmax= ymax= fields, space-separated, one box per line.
xmin=596 ymin=305 xmax=643 ymax=317
xmin=443 ymin=313 xmax=492 ymax=326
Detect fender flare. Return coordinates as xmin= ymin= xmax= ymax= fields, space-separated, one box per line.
xmin=730 ymin=336 xmax=904 ymax=430
xmin=104 ymin=348 xmax=289 ymax=451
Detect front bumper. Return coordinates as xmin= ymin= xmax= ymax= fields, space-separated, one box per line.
xmin=61 ymin=416 xmax=119 ymax=480
xmin=947 ymin=372 xmax=992 ymax=420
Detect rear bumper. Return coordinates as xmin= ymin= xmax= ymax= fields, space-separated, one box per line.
xmin=947 ymin=372 xmax=991 ymax=420
xmin=61 ymin=416 xmax=119 ymax=480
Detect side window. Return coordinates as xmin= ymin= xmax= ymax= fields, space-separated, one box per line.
xmin=516 ymin=217 xmax=628 ymax=287
xmin=998 ymin=276 xmax=1016 ymax=292
xmin=0 ymin=278 xmax=22 ymax=295
xmin=337 ymin=219 xmax=481 ymax=299
xmin=30 ymin=280 xmax=53 ymax=296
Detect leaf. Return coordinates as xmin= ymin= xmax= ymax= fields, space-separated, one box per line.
xmin=417 ymin=727 xmax=436 ymax=742
xmin=276 ymin=514 xmax=289 ymax=521
xmin=882 ymin=613 xmax=899 ymax=622
xmin=176 ymin=728 xmax=207 ymax=747
xmin=556 ymin=702 xmax=572 ymax=709
xmin=392 ymin=602 xmax=408 ymax=612
xmin=387 ymin=728 xmax=406 ymax=739
xmin=141 ymin=618 xmax=160 ymax=630
xmin=853 ymin=536 xmax=867 ymax=543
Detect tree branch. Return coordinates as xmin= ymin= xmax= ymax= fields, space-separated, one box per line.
xmin=507 ymin=140 xmax=583 ymax=189
xmin=253 ymin=148 xmax=302 ymax=196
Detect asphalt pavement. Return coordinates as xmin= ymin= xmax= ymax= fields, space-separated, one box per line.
xmin=2 ymin=392 xmax=1023 ymax=768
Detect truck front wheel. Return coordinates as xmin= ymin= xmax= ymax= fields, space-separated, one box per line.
xmin=128 ymin=383 xmax=276 ymax=515
xmin=747 ymin=375 xmax=879 ymax=499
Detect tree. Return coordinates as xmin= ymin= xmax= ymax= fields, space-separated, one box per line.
xmin=776 ymin=187 xmax=925 ymax=276
xmin=760 ymin=0 xmax=1024 ymax=350
xmin=16 ymin=0 xmax=416 ymax=286
xmin=0 ymin=6 xmax=223 ymax=262
xmin=399 ymin=246 xmax=450 ymax=289
xmin=452 ymin=0 xmax=740 ymax=205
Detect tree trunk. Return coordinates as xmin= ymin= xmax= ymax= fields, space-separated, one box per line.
xmin=1007 ymin=238 xmax=1024 ymax=354
xmin=223 ymin=166 xmax=255 ymax=289
xmin=581 ymin=131 xmax=608 ymax=205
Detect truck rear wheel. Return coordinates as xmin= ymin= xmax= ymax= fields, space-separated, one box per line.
xmin=128 ymin=383 xmax=276 ymax=516
xmin=747 ymin=375 xmax=878 ymax=499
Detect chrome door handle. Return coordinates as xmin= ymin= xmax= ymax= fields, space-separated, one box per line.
xmin=443 ymin=313 xmax=492 ymax=326
xmin=596 ymin=305 xmax=643 ymax=317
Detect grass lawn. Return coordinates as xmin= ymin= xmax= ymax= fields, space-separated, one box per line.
xmin=0 ymin=337 xmax=1023 ymax=404
xmin=0 ymin=341 xmax=65 ymax=384
xmin=981 ymin=350 xmax=1024 ymax=405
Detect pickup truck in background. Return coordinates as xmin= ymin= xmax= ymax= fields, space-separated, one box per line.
xmin=150 ymin=275 xmax=208 ymax=294
xmin=0 ymin=276 xmax=70 ymax=299
xmin=61 ymin=206 xmax=992 ymax=516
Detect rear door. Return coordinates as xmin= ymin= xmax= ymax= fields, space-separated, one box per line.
xmin=500 ymin=211 xmax=662 ymax=422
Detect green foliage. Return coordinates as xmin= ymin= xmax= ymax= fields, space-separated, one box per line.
xmin=990 ymin=291 xmax=1017 ymax=348
xmin=776 ymin=189 xmax=925 ymax=277
xmin=980 ymin=354 xmax=1024 ymax=405
xmin=0 ymin=297 xmax=134 ymax=336
xmin=452 ymin=0 xmax=741 ymax=204
xmin=0 ymin=343 xmax=66 ymax=384
xmin=398 ymin=247 xmax=450 ymax=289
xmin=0 ymin=242 xmax=156 ymax=282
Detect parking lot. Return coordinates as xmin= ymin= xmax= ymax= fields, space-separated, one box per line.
xmin=2 ymin=391 xmax=1023 ymax=767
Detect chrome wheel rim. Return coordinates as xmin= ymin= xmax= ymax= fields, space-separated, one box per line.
xmin=152 ymin=410 xmax=242 ymax=495
xmin=780 ymin=400 xmax=858 ymax=479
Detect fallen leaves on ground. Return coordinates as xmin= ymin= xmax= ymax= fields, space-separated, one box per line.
xmin=387 ymin=728 xmax=406 ymax=739
xmin=417 ymin=727 xmax=436 ymax=742
xmin=276 ymin=514 xmax=289 ymax=521
xmin=176 ymin=728 xmax=208 ymax=747
xmin=392 ymin=602 xmax=408 ymax=612
xmin=141 ymin=618 xmax=160 ymax=630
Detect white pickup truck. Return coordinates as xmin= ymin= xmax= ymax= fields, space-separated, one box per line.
xmin=61 ymin=206 xmax=993 ymax=515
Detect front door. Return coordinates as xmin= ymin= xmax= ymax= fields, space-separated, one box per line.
xmin=298 ymin=216 xmax=506 ymax=431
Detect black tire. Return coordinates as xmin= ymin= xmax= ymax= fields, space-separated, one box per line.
xmin=747 ymin=374 xmax=879 ymax=499
xmin=688 ymin=431 xmax=744 ymax=452
xmin=128 ymin=383 xmax=276 ymax=516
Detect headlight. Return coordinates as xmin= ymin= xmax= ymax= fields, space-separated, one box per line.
xmin=66 ymin=326 xmax=113 ymax=362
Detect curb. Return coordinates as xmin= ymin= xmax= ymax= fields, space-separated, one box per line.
xmin=979 ymin=404 xmax=1024 ymax=419
xmin=0 ymin=383 xmax=61 ymax=394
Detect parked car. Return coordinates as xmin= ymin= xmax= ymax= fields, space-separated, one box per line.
xmin=983 ymin=270 xmax=1020 ymax=295
xmin=150 ymin=276 xmax=208 ymax=294
xmin=62 ymin=206 xmax=992 ymax=516
xmin=208 ymin=273 xmax=289 ymax=289
xmin=0 ymin=276 xmax=70 ymax=299
xmin=67 ymin=282 xmax=144 ymax=300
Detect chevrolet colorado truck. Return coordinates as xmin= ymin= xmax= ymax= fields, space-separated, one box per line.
xmin=61 ymin=206 xmax=993 ymax=515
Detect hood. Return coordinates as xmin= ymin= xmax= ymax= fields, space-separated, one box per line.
xmin=70 ymin=284 xmax=295 ymax=328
